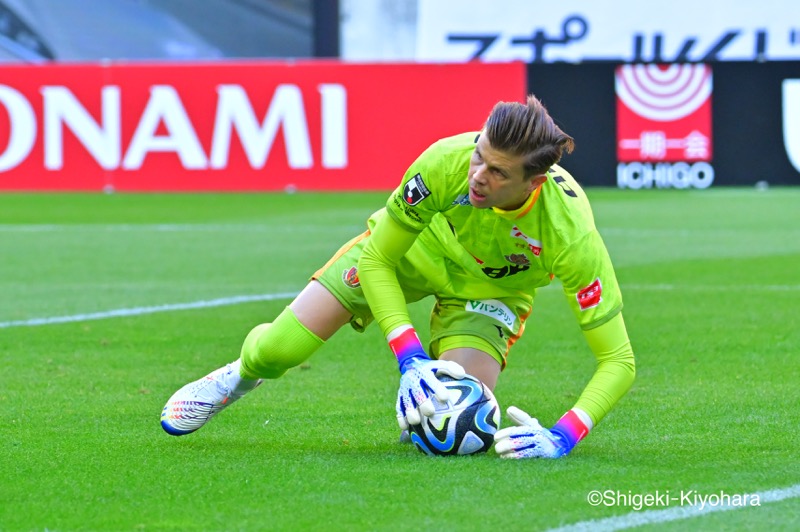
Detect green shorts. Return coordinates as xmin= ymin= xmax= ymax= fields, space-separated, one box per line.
xmin=313 ymin=231 xmax=532 ymax=369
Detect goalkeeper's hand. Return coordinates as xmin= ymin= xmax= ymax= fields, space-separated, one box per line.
xmin=395 ymin=358 xmax=466 ymax=430
xmin=494 ymin=406 xmax=574 ymax=459
xmin=388 ymin=326 xmax=466 ymax=429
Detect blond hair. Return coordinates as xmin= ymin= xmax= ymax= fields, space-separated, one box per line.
xmin=483 ymin=94 xmax=575 ymax=178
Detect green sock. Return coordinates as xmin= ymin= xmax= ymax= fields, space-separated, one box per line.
xmin=239 ymin=307 xmax=324 ymax=379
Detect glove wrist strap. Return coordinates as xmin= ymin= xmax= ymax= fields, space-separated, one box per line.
xmin=550 ymin=409 xmax=590 ymax=454
xmin=388 ymin=327 xmax=428 ymax=373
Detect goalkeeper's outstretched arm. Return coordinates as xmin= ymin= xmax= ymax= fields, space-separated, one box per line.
xmin=575 ymin=312 xmax=636 ymax=426
xmin=357 ymin=213 xmax=419 ymax=337
xmin=358 ymin=213 xmax=466 ymax=428
xmin=495 ymin=312 xmax=635 ymax=459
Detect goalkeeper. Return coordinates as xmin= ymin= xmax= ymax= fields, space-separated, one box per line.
xmin=161 ymin=94 xmax=636 ymax=459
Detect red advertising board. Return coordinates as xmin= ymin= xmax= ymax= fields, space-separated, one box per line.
xmin=0 ymin=61 xmax=525 ymax=191
xmin=616 ymin=64 xmax=713 ymax=162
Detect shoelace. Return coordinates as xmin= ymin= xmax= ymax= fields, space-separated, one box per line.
xmin=212 ymin=367 xmax=235 ymax=399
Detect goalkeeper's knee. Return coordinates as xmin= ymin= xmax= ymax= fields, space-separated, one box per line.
xmin=239 ymin=307 xmax=324 ymax=379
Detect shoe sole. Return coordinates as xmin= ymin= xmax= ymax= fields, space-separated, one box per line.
xmin=161 ymin=419 xmax=195 ymax=436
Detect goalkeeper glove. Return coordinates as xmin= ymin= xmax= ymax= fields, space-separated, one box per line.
xmin=494 ymin=406 xmax=590 ymax=459
xmin=389 ymin=327 xmax=465 ymax=429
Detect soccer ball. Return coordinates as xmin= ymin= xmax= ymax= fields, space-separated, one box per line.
xmin=409 ymin=374 xmax=500 ymax=456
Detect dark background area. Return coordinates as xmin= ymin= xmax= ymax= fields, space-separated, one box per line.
xmin=530 ymin=62 xmax=800 ymax=186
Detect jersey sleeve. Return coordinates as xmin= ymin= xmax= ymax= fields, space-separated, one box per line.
xmin=574 ymin=312 xmax=636 ymax=424
xmin=357 ymin=213 xmax=421 ymax=336
xmin=552 ymin=230 xmax=623 ymax=330
xmin=361 ymin=134 xmax=473 ymax=338
xmin=384 ymin=143 xmax=455 ymax=232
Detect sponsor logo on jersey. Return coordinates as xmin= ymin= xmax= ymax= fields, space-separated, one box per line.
xmin=576 ymin=278 xmax=603 ymax=310
xmin=451 ymin=193 xmax=471 ymax=206
xmin=403 ymin=173 xmax=431 ymax=205
xmin=466 ymin=299 xmax=516 ymax=329
xmin=481 ymin=263 xmax=529 ymax=279
xmin=510 ymin=226 xmax=542 ymax=256
xmin=342 ymin=266 xmax=360 ymax=288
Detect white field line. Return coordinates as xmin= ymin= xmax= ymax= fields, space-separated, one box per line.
xmin=0 ymin=223 xmax=364 ymax=233
xmin=546 ymin=483 xmax=800 ymax=532
xmin=2 ymin=283 xmax=799 ymax=330
xmin=622 ymin=284 xmax=800 ymax=292
xmin=0 ymin=292 xmax=299 ymax=329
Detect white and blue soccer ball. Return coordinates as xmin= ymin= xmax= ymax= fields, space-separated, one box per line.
xmin=409 ymin=374 xmax=501 ymax=456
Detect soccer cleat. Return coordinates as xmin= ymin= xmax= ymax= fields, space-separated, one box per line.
xmin=160 ymin=359 xmax=262 ymax=436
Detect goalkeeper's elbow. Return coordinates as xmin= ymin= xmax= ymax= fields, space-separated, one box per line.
xmin=603 ymin=348 xmax=636 ymax=390
xmin=615 ymin=350 xmax=636 ymax=383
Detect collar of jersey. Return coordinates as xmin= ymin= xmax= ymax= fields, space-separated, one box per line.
xmin=491 ymin=185 xmax=542 ymax=220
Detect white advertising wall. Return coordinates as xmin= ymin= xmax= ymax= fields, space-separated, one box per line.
xmin=416 ymin=0 xmax=800 ymax=63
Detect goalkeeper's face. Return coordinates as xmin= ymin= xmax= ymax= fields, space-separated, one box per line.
xmin=468 ymin=134 xmax=545 ymax=211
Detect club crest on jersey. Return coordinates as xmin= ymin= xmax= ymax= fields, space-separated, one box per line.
xmin=505 ymin=253 xmax=530 ymax=266
xmin=342 ymin=266 xmax=360 ymax=289
xmin=511 ymin=226 xmax=542 ymax=256
xmin=576 ymin=278 xmax=603 ymax=310
xmin=403 ymin=174 xmax=431 ymax=206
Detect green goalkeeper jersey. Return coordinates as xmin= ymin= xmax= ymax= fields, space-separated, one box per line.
xmin=357 ymin=132 xmax=634 ymax=425
xmin=378 ymin=132 xmax=622 ymax=331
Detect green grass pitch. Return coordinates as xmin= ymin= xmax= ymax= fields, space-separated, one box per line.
xmin=1 ymin=188 xmax=799 ymax=531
